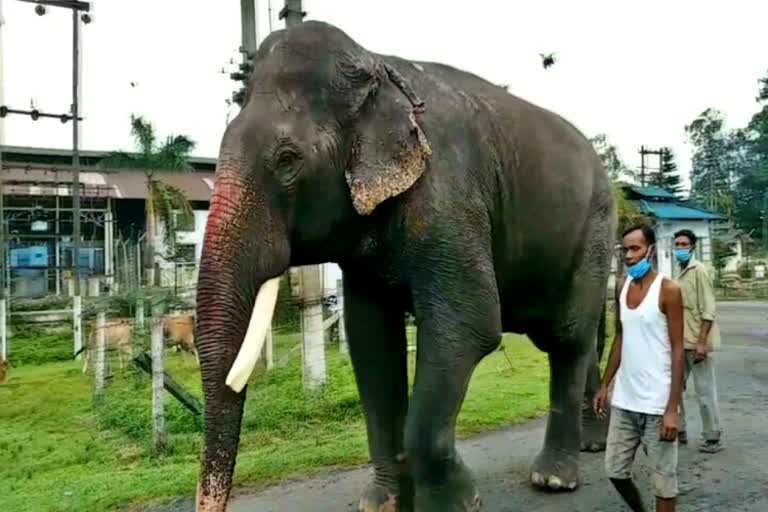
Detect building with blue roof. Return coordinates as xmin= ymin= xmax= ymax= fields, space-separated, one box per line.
xmin=622 ymin=185 xmax=728 ymax=278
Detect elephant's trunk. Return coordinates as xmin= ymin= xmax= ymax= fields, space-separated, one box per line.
xmin=195 ymin=161 xmax=288 ymax=511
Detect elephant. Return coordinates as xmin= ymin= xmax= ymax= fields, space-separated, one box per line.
xmin=194 ymin=20 xmax=617 ymax=512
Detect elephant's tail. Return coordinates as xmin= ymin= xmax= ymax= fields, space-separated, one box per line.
xmin=596 ymin=299 xmax=607 ymax=363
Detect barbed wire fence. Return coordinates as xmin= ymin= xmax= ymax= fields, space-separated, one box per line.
xmin=78 ymin=235 xmax=382 ymax=453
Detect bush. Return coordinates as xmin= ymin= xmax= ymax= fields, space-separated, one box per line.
xmin=10 ymin=296 xmax=72 ymax=312
xmin=737 ymin=262 xmax=753 ymax=279
xmin=8 ymin=327 xmax=74 ymax=366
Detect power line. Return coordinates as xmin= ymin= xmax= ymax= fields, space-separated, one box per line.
xmin=4 ymin=0 xmax=93 ymax=360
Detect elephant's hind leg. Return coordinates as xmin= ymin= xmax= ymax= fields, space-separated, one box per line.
xmin=581 ymin=304 xmax=610 ymax=453
xmin=343 ymin=273 xmax=413 ymax=512
xmin=528 ymin=337 xmax=594 ymax=491
xmin=529 ymin=197 xmax=614 ymax=491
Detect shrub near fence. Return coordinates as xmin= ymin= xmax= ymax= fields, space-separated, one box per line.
xmin=717 ymin=285 xmax=768 ymax=300
xmin=716 ymin=274 xmax=768 ymax=300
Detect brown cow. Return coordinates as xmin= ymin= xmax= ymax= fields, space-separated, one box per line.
xmin=0 ymin=359 xmax=9 ymax=384
xmin=82 ymin=318 xmax=134 ymax=373
xmin=163 ymin=314 xmax=198 ymax=364
xmin=82 ymin=314 xmax=198 ymax=373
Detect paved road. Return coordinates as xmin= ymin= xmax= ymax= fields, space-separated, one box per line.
xmin=155 ymin=301 xmax=768 ymax=511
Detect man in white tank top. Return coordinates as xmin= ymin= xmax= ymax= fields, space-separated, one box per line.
xmin=594 ymin=224 xmax=686 ymax=512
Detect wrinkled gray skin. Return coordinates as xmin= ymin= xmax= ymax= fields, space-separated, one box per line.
xmin=195 ymin=20 xmax=616 ymax=512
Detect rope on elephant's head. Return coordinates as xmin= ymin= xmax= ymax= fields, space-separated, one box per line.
xmin=382 ymin=62 xmax=430 ymax=155
xmin=383 ymin=63 xmax=425 ymax=114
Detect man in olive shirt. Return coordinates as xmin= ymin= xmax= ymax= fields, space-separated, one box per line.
xmin=673 ymin=229 xmax=723 ymax=453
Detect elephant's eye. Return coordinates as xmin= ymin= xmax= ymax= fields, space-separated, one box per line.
xmin=277 ymin=152 xmax=296 ymax=169
xmin=273 ymin=148 xmax=302 ymax=187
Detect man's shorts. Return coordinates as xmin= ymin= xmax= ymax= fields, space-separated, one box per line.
xmin=604 ymin=406 xmax=678 ymax=498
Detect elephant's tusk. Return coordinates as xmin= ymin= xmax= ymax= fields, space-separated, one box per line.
xmin=225 ymin=277 xmax=281 ymax=393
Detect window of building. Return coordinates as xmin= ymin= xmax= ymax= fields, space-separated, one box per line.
xmin=172 ymin=210 xmax=195 ymax=232
xmin=175 ymin=244 xmax=197 ymax=263
xmin=697 ymin=236 xmax=709 ymax=262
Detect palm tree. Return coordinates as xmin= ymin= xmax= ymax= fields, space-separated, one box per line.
xmin=101 ymin=114 xmax=196 ymax=287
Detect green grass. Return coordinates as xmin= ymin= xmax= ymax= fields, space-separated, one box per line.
xmin=6 ymin=325 xmax=75 ymax=366
xmin=0 ymin=330 xmax=551 ymax=512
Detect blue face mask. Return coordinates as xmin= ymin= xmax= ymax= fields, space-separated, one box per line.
xmin=675 ymin=248 xmax=692 ymax=264
xmin=626 ymin=245 xmax=654 ymax=281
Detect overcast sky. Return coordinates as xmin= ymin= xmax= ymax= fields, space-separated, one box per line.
xmin=2 ymin=0 xmax=766 ymax=191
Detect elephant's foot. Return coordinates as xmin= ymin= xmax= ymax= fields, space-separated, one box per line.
xmin=415 ymin=489 xmax=482 ymax=512
xmin=414 ymin=458 xmax=481 ymax=511
xmin=530 ymin=447 xmax=579 ymax=491
xmin=359 ymin=453 xmax=414 ymax=511
xmin=580 ymin=399 xmax=608 ymax=452
xmin=358 ymin=483 xmax=399 ymax=512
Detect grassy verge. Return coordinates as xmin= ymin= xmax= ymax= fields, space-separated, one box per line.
xmin=1 ymin=331 xmax=551 ymax=512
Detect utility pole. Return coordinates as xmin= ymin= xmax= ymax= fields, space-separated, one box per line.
xmin=0 ymin=0 xmax=7 ymax=361
xmin=2 ymin=1 xmax=91 ymax=359
xmin=276 ymin=0 xmax=325 ymax=388
xmin=639 ymin=145 xmax=663 ymax=188
xmin=279 ymin=0 xmax=305 ymax=28
xmin=231 ymin=0 xmax=258 ymax=107
xmin=70 ymin=2 xmax=86 ymax=360
xmin=232 ymin=0 xmax=273 ymax=370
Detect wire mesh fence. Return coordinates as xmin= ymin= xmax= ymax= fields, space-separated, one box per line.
xmin=3 ymin=256 xmax=621 ymax=461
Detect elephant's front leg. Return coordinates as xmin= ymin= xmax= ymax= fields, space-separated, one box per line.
xmin=404 ymin=265 xmax=502 ymax=511
xmin=344 ymin=274 xmax=413 ymax=512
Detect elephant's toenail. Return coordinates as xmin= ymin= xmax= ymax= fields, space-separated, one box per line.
xmin=548 ymin=476 xmax=563 ymax=489
xmin=531 ymin=472 xmax=545 ymax=486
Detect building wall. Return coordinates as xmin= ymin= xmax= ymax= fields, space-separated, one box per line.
xmin=323 ymin=263 xmax=343 ymax=297
xmin=723 ymin=240 xmax=743 ymax=273
xmin=174 ymin=210 xmax=210 ymax=262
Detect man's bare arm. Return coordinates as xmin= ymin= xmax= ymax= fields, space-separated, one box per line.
xmin=662 ymin=278 xmax=685 ymax=414
xmin=600 ymin=285 xmax=624 ymax=387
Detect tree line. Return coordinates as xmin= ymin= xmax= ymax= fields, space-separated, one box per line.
xmin=684 ymin=70 xmax=768 ymax=246
xmin=590 ymin=69 xmax=768 ymax=251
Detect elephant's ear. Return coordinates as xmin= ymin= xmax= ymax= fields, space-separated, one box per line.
xmin=341 ymin=59 xmax=432 ymax=216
